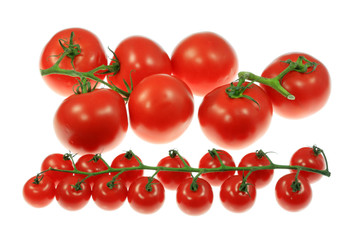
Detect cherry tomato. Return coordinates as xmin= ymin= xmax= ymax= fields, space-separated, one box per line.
xmin=290 ymin=147 xmax=325 ymax=183
xmin=75 ymin=154 xmax=108 ymax=187
xmin=128 ymin=74 xmax=194 ymax=143
xmin=54 ymin=89 xmax=128 ymax=154
xmin=107 ymin=36 xmax=172 ymax=92
xmin=261 ymin=52 xmax=331 ymax=119
xmin=275 ymin=173 xmax=312 ymax=212
xmin=238 ymin=152 xmax=274 ymax=188
xmin=176 ymin=178 xmax=213 ymax=216
xmin=110 ymin=152 xmax=144 ymax=188
xmin=220 ymin=175 xmax=256 ymax=213
xmin=55 ymin=175 xmax=92 ymax=211
xmin=40 ymin=153 xmax=74 ymax=186
xmin=198 ymin=149 xmax=235 ymax=186
xmin=198 ymin=82 xmax=273 ymax=149
xmin=40 ymin=28 xmax=107 ymax=96
xmin=92 ymin=175 xmax=127 ymax=211
xmin=171 ymin=32 xmax=238 ymax=96
xmin=23 ymin=175 xmax=55 ymax=208
xmin=128 ymin=177 xmax=165 ymax=214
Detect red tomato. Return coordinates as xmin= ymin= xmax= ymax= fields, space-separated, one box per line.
xmin=23 ymin=175 xmax=55 ymax=208
xmin=238 ymin=152 xmax=274 ymax=188
xmin=171 ymin=32 xmax=238 ymax=96
xmin=107 ymin=36 xmax=172 ymax=92
xmin=220 ymin=175 xmax=256 ymax=213
xmin=198 ymin=150 xmax=235 ymax=186
xmin=40 ymin=153 xmax=74 ymax=186
xmin=261 ymin=52 xmax=331 ymax=119
xmin=54 ymin=89 xmax=128 ymax=154
xmin=198 ymin=82 xmax=273 ymax=149
xmin=92 ymin=175 xmax=127 ymax=211
xmin=55 ymin=175 xmax=92 ymax=211
xmin=176 ymin=178 xmax=213 ymax=216
xmin=75 ymin=154 xmax=109 ymax=187
xmin=40 ymin=28 xmax=107 ymax=96
xmin=110 ymin=152 xmax=144 ymax=188
xmin=128 ymin=74 xmax=194 ymax=143
xmin=128 ymin=177 xmax=165 ymax=214
xmin=275 ymin=173 xmax=312 ymax=212
xmin=290 ymin=147 xmax=325 ymax=183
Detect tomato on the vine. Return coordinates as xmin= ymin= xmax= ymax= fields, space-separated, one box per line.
xmin=40 ymin=28 xmax=107 ymax=96
xmin=75 ymin=154 xmax=108 ymax=187
xmin=54 ymin=89 xmax=128 ymax=154
xmin=23 ymin=175 xmax=55 ymax=208
xmin=40 ymin=153 xmax=74 ymax=186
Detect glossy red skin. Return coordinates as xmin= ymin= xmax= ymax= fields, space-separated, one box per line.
xmin=40 ymin=153 xmax=74 ymax=186
xmin=75 ymin=154 xmax=108 ymax=187
xmin=275 ymin=173 xmax=312 ymax=212
xmin=40 ymin=28 xmax=107 ymax=96
xmin=220 ymin=175 xmax=256 ymax=213
xmin=290 ymin=147 xmax=325 ymax=183
xmin=238 ymin=152 xmax=274 ymax=188
xmin=198 ymin=82 xmax=273 ymax=149
xmin=171 ymin=32 xmax=238 ymax=96
xmin=128 ymin=177 xmax=165 ymax=214
xmin=107 ymin=36 xmax=172 ymax=92
xmin=55 ymin=175 xmax=92 ymax=211
xmin=128 ymin=74 xmax=194 ymax=143
xmin=261 ymin=52 xmax=331 ymax=119
xmin=54 ymin=89 xmax=128 ymax=154
xmin=110 ymin=153 xmax=144 ymax=188
xmin=198 ymin=150 xmax=236 ymax=186
xmin=176 ymin=178 xmax=213 ymax=216
xmin=23 ymin=175 xmax=55 ymax=208
xmin=157 ymin=156 xmax=192 ymax=190
xmin=92 ymin=175 xmax=127 ymax=211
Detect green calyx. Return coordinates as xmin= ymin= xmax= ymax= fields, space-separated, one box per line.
xmin=58 ymin=31 xmax=81 ymax=69
xmin=225 ymin=80 xmax=260 ymax=108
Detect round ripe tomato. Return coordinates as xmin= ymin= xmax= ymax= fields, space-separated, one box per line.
xmin=198 ymin=82 xmax=273 ymax=149
xmin=261 ymin=52 xmax=331 ymax=119
xmin=23 ymin=175 xmax=55 ymax=208
xmin=92 ymin=175 xmax=127 ymax=211
xmin=128 ymin=177 xmax=165 ymax=214
xmin=290 ymin=147 xmax=325 ymax=183
xmin=128 ymin=74 xmax=194 ymax=143
xmin=238 ymin=152 xmax=274 ymax=188
xmin=40 ymin=153 xmax=74 ymax=186
xmin=55 ymin=175 xmax=92 ymax=211
xmin=54 ymin=89 xmax=128 ymax=154
xmin=176 ymin=178 xmax=213 ymax=216
xmin=75 ymin=154 xmax=109 ymax=187
xmin=220 ymin=175 xmax=256 ymax=213
xmin=107 ymin=36 xmax=172 ymax=92
xmin=110 ymin=152 xmax=144 ymax=188
xmin=171 ymin=32 xmax=238 ymax=96
xmin=198 ymin=150 xmax=235 ymax=186
xmin=157 ymin=155 xmax=192 ymax=190
xmin=275 ymin=173 xmax=312 ymax=212
xmin=40 ymin=28 xmax=107 ymax=96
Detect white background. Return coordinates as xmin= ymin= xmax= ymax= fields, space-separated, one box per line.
xmin=1 ymin=0 xmax=359 ymax=239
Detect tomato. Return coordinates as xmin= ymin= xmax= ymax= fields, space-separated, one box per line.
xmin=40 ymin=28 xmax=107 ymax=96
xmin=275 ymin=173 xmax=312 ymax=212
xmin=171 ymin=32 xmax=238 ymax=96
xmin=290 ymin=147 xmax=325 ymax=183
xmin=92 ymin=175 xmax=127 ymax=211
xmin=261 ymin=52 xmax=331 ymax=119
xmin=128 ymin=177 xmax=165 ymax=214
xmin=23 ymin=175 xmax=55 ymax=208
xmin=54 ymin=89 xmax=128 ymax=154
xmin=107 ymin=36 xmax=172 ymax=92
xmin=176 ymin=178 xmax=213 ymax=216
xmin=198 ymin=82 xmax=273 ymax=149
xmin=198 ymin=149 xmax=235 ymax=186
xmin=55 ymin=175 xmax=92 ymax=211
xmin=110 ymin=152 xmax=144 ymax=188
xmin=40 ymin=153 xmax=74 ymax=186
xmin=128 ymin=74 xmax=194 ymax=143
xmin=75 ymin=154 xmax=109 ymax=187
xmin=220 ymin=175 xmax=256 ymax=213
xmin=238 ymin=151 xmax=274 ymax=188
